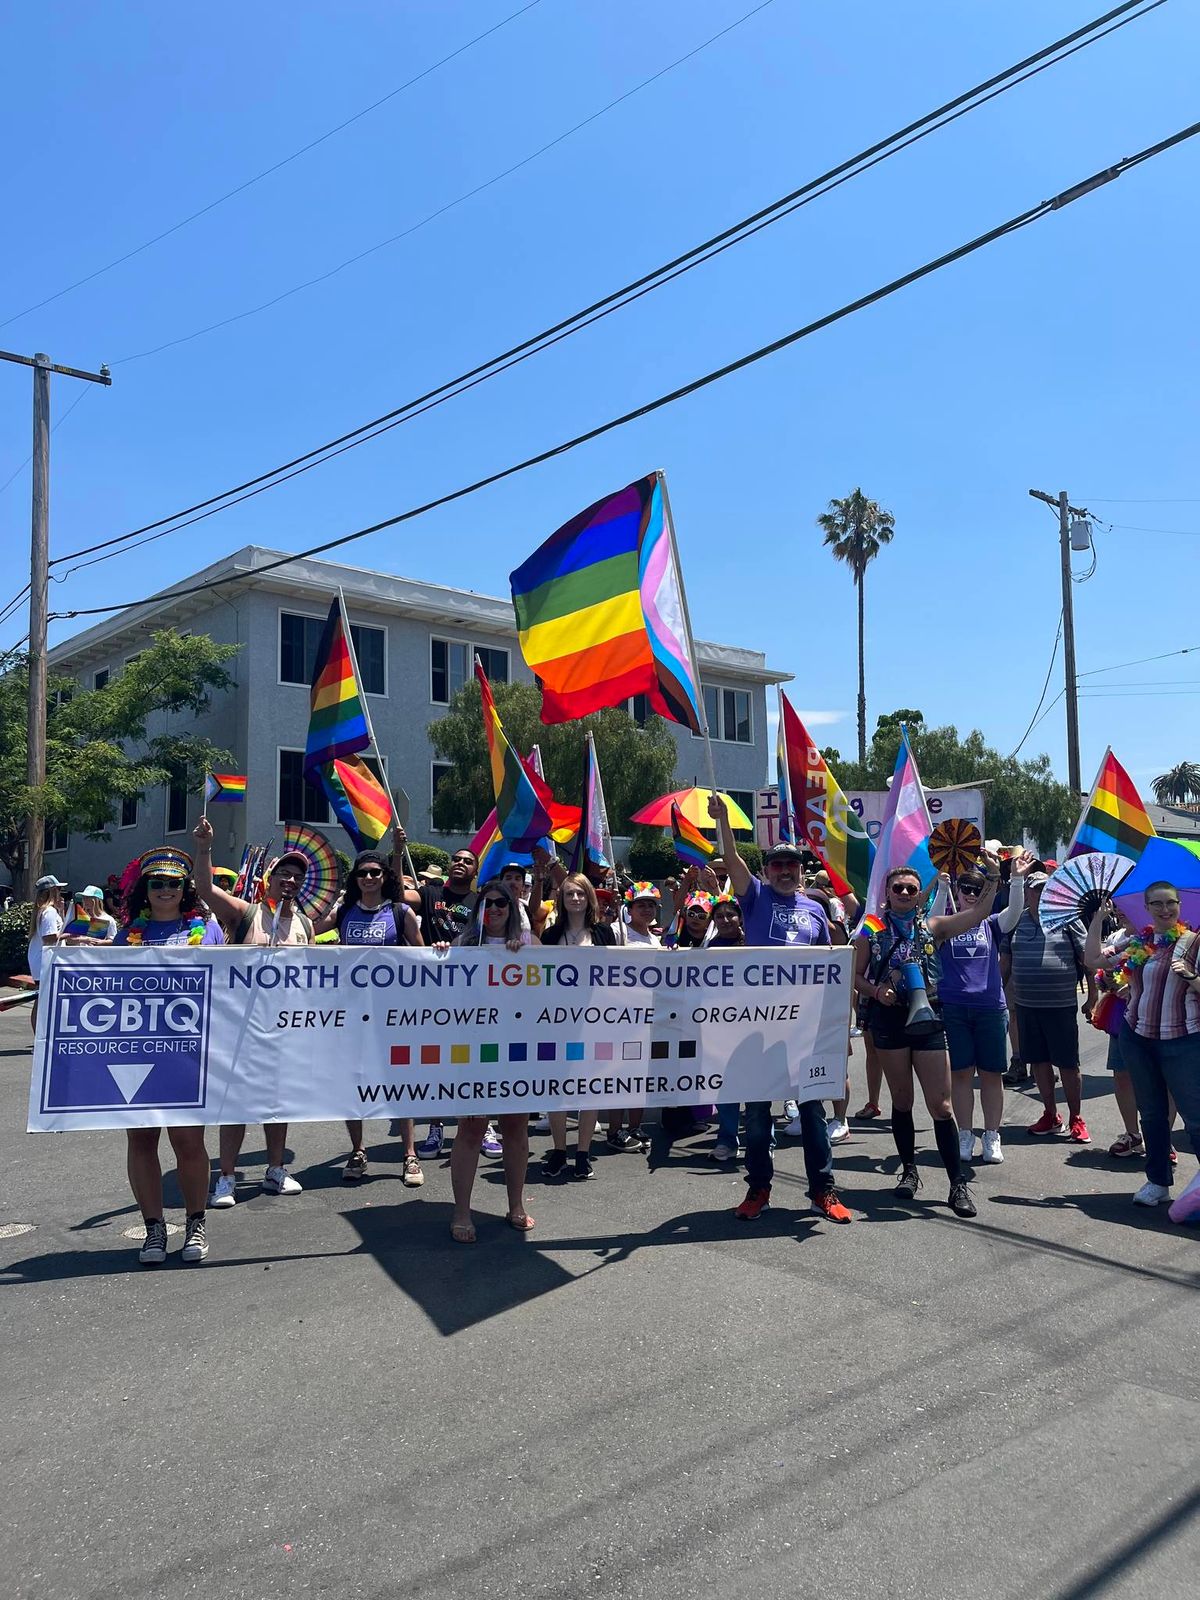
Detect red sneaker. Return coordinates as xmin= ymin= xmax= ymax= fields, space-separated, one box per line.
xmin=853 ymin=1102 xmax=882 ymax=1120
xmin=1027 ymin=1111 xmax=1064 ymax=1137
xmin=812 ymin=1189 xmax=853 ymax=1224
xmin=1068 ymin=1115 xmax=1091 ymax=1144
xmin=734 ymin=1186 xmax=771 ymax=1221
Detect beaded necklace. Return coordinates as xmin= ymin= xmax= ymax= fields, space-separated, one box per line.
xmin=1121 ymin=921 xmax=1190 ymax=975
xmin=123 ymin=908 xmax=207 ymax=946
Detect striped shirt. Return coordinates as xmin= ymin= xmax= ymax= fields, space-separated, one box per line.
xmin=1107 ymin=929 xmax=1200 ymax=1040
xmin=1009 ymin=911 xmax=1086 ymax=1008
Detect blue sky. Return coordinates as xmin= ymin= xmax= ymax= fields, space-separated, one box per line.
xmin=2 ymin=0 xmax=1197 ymax=790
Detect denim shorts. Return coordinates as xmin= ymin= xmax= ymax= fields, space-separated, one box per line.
xmin=943 ymin=1003 xmax=1009 ymax=1073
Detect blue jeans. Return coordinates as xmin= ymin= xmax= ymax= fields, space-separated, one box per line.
xmin=744 ymin=1100 xmax=833 ymax=1197
xmin=942 ymin=1003 xmax=1009 ymax=1074
xmin=717 ymin=1102 xmax=741 ymax=1146
xmin=1119 ymin=1024 xmax=1200 ymax=1188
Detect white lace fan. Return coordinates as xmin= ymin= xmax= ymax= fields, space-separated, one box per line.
xmin=1037 ymin=851 xmax=1134 ymax=933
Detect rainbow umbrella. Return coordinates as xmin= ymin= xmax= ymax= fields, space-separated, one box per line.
xmin=630 ymin=787 xmax=753 ymax=832
xmin=1113 ymin=837 xmax=1200 ymax=929
xmin=282 ymin=823 xmax=342 ymax=920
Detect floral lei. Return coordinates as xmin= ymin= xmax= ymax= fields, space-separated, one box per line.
xmin=1121 ymin=921 xmax=1190 ymax=975
xmin=123 ymin=908 xmax=207 ymax=946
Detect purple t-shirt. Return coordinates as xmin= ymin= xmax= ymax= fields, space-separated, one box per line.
xmin=339 ymin=903 xmax=401 ymax=946
xmin=114 ymin=916 xmax=225 ymax=947
xmin=737 ymin=878 xmax=831 ymax=948
xmin=937 ymin=913 xmax=1004 ymax=1009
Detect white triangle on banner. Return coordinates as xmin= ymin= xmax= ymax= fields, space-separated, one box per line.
xmin=106 ymin=1060 xmax=157 ymax=1105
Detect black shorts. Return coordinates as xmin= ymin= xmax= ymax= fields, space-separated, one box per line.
xmin=1016 ymin=1004 xmax=1079 ymax=1070
xmin=869 ymin=1000 xmax=947 ymax=1054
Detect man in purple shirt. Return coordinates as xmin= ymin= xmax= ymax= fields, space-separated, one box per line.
xmin=710 ymin=796 xmax=851 ymax=1225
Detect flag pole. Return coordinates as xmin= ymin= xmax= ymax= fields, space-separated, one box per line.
xmin=337 ymin=587 xmax=411 ymax=876
xmin=656 ymin=470 xmax=719 ymax=801
xmin=201 ymin=769 xmax=209 ymax=821
xmin=776 ymin=685 xmax=791 ymax=844
xmin=589 ymin=729 xmax=616 ymax=878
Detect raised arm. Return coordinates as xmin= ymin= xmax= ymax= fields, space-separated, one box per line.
xmin=193 ymin=817 xmax=251 ymax=927
xmin=997 ymin=850 xmax=1038 ymax=935
xmin=928 ymin=849 xmax=1001 ymax=941
xmin=1083 ymin=898 xmax=1116 ymax=970
xmin=709 ymin=794 xmax=751 ymax=895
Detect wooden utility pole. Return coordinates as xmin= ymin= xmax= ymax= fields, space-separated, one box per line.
xmin=1029 ymin=487 xmax=1089 ymax=797
xmin=0 ymin=349 xmax=111 ymax=894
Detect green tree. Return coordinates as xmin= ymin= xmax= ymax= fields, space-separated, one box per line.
xmin=825 ymin=708 xmax=1078 ymax=855
xmin=1152 ymin=761 xmax=1200 ymax=806
xmin=427 ymin=680 xmax=679 ymax=839
xmin=818 ymin=488 xmax=896 ymax=767
xmin=0 ymin=630 xmax=240 ymax=882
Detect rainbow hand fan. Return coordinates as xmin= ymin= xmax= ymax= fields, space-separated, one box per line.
xmin=1038 ymin=851 xmax=1133 ymax=934
xmin=282 ymin=823 xmax=342 ymax=920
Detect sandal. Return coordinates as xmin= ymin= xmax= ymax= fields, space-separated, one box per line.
xmin=449 ymin=1218 xmax=476 ymax=1244
xmin=506 ymin=1209 xmax=535 ymax=1232
xmin=1108 ymin=1131 xmax=1144 ymax=1158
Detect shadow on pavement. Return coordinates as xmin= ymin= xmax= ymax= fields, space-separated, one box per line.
xmin=1046 ymin=1483 xmax=1200 ymax=1600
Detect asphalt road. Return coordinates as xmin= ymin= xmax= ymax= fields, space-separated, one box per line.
xmin=1 ymin=1000 xmax=1196 ymax=1600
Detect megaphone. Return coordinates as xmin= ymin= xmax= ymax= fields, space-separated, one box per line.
xmin=900 ymin=960 xmax=939 ymax=1034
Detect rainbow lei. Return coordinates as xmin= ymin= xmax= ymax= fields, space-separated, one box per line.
xmin=1120 ymin=922 xmax=1190 ymax=975
xmin=123 ymin=909 xmax=207 ymax=946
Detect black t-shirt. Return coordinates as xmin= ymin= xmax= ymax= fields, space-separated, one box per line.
xmin=418 ymin=882 xmax=476 ymax=944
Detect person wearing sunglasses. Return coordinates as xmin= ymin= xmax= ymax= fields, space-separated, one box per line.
xmin=446 ymin=880 xmax=538 ymax=1240
xmin=708 ymin=896 xmax=750 ymax=1162
xmin=541 ymin=874 xmax=616 ymax=1177
xmin=942 ymin=850 xmax=1038 ymax=1166
xmin=709 ymin=796 xmax=852 ymax=1226
xmin=315 ymin=851 xmax=426 ymax=1188
xmin=114 ymin=847 xmax=224 ymax=1266
xmin=1085 ymin=879 xmax=1200 ymax=1218
xmin=854 ymin=854 xmax=1003 ymax=1218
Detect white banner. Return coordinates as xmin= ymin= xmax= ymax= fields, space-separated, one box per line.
xmin=29 ymin=945 xmax=854 ymax=1131
xmin=845 ymin=787 xmax=985 ymax=841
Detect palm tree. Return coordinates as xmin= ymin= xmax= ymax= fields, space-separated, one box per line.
xmin=818 ymin=488 xmax=896 ymax=766
xmin=1152 ymin=761 xmax=1200 ymax=807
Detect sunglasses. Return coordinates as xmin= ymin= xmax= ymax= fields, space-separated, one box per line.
xmin=1147 ymin=899 xmax=1180 ymax=910
xmin=451 ymin=856 xmax=476 ymax=866
xmin=957 ymin=881 xmax=984 ymax=896
xmin=483 ymin=897 xmax=508 ymax=910
xmin=147 ymin=877 xmax=182 ymax=890
xmin=889 ymin=884 xmax=919 ymax=897
xmin=356 ymin=868 xmax=383 ymax=880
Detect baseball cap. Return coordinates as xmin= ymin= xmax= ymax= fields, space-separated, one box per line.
xmin=35 ymin=873 xmax=68 ymax=890
xmin=1026 ymin=870 xmax=1049 ymax=888
xmin=763 ymin=842 xmax=804 ymax=863
xmin=79 ymin=885 xmax=105 ymax=900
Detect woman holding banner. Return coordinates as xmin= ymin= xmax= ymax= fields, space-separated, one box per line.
xmin=448 ymin=881 xmax=538 ymax=1241
xmin=541 ymin=874 xmax=615 ymax=1178
xmin=114 ymin=847 xmax=224 ymax=1266
xmin=853 ymin=853 xmax=1002 ymax=1218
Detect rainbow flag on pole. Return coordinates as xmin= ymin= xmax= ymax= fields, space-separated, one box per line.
xmin=321 ymin=755 xmax=393 ymax=852
xmin=777 ymin=690 xmax=873 ymax=899
xmin=510 ymin=473 xmax=703 ymax=731
xmin=1067 ymin=747 xmax=1157 ymax=862
xmin=304 ymin=597 xmax=370 ymax=778
xmin=204 ymin=773 xmax=247 ymax=804
xmin=477 ymin=660 xmax=554 ymax=850
xmin=671 ymin=801 xmax=716 ymax=867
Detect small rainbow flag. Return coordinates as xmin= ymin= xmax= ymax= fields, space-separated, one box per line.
xmin=205 ymin=773 xmax=247 ymax=804
xmin=477 ymin=660 xmax=554 ymax=850
xmin=858 ymin=913 xmax=886 ymax=938
xmin=1067 ymin=748 xmax=1156 ymax=862
xmin=304 ymin=597 xmax=370 ymax=778
xmin=321 ymin=754 xmax=392 ymax=851
xmin=510 ymin=473 xmax=702 ymax=731
xmin=671 ymin=800 xmax=716 ymax=867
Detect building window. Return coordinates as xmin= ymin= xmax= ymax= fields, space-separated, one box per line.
xmin=279 ymin=612 xmax=386 ymax=694
xmin=698 ymin=684 xmax=753 ymax=743
xmin=431 ymin=638 xmax=509 ymax=703
xmin=167 ymin=773 xmax=189 ymax=834
xmin=93 ymin=668 xmax=110 ymax=691
xmin=120 ymin=795 xmax=139 ymax=829
xmin=278 ymin=750 xmax=330 ymax=824
xmin=725 ymin=791 xmax=756 ymax=828
xmin=44 ymin=819 xmax=68 ymax=853
xmin=627 ymin=694 xmax=650 ymax=727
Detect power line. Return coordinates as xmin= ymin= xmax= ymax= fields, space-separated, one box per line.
xmin=1078 ymin=643 xmax=1200 ymax=677
xmin=112 ymin=0 xmax=780 ymax=366
xmin=1085 ymin=496 xmax=1200 ymax=502
xmin=0 ymin=384 xmax=92 ymax=500
xmin=1097 ymin=519 xmax=1200 ymax=535
xmin=1007 ymin=610 xmax=1063 ymax=759
xmin=0 ymin=0 xmax=547 ymax=331
xmin=46 ymin=117 xmax=1200 ymax=625
xmin=47 ymin=0 xmax=1168 ymax=578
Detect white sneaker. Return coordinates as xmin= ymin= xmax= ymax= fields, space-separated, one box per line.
xmin=263 ymin=1165 xmax=302 ymax=1195
xmin=826 ymin=1118 xmax=850 ymax=1145
xmin=711 ymin=1142 xmax=741 ymax=1162
xmin=209 ymin=1173 xmax=237 ymax=1208
xmin=980 ymin=1130 xmax=1004 ymax=1164
xmin=529 ymin=1114 xmax=550 ymax=1133
xmin=959 ymin=1128 xmax=976 ymax=1163
xmin=1132 ymin=1181 xmax=1171 ymax=1207
xmin=783 ymin=1099 xmax=800 ymax=1121
xmin=783 ymin=1115 xmax=805 ymax=1137
xmin=849 ymin=1025 xmax=863 ymax=1038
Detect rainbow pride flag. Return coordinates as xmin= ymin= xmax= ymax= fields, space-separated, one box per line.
xmin=304 ymin=597 xmax=370 ymax=778
xmin=204 ymin=772 xmax=247 ymax=804
xmin=1067 ymin=748 xmax=1156 ymax=862
xmin=510 ymin=473 xmax=702 ymax=730
xmin=777 ymin=690 xmax=873 ymax=899
xmin=477 ymin=661 xmax=554 ymax=851
xmin=321 ymin=754 xmax=392 ymax=852
xmin=671 ymin=800 xmax=715 ymax=867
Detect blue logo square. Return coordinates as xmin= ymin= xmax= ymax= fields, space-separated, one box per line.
xmin=41 ymin=964 xmax=211 ymax=1114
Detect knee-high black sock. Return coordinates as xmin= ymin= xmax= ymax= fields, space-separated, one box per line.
xmin=892 ymin=1107 xmax=916 ymax=1164
xmin=933 ymin=1116 xmax=962 ymax=1182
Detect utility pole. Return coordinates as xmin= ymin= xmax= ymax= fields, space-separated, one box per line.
xmin=0 ymin=349 xmax=111 ymax=894
xmin=1029 ymin=486 xmax=1090 ymax=796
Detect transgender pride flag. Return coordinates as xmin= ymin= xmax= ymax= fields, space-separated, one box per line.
xmin=863 ymin=727 xmax=935 ymax=913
